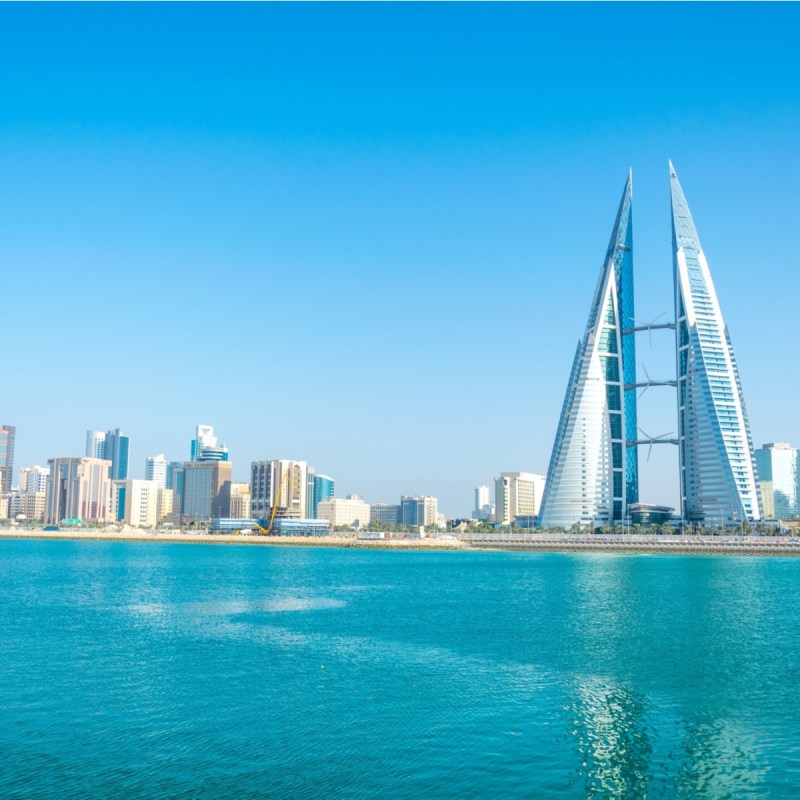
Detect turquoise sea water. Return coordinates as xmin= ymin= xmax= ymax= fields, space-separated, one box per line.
xmin=1 ymin=540 xmax=799 ymax=798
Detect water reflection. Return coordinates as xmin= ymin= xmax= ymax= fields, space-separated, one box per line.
xmin=566 ymin=676 xmax=653 ymax=797
xmin=673 ymin=717 xmax=768 ymax=799
xmin=565 ymin=676 xmax=770 ymax=798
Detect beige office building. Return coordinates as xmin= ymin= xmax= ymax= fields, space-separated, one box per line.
xmin=157 ymin=488 xmax=175 ymax=523
xmin=317 ymin=494 xmax=370 ymax=529
xmin=495 ymin=472 xmax=546 ymax=525
xmin=227 ymin=482 xmax=251 ymax=519
xmin=45 ymin=457 xmax=113 ymax=524
xmin=23 ymin=492 xmax=47 ymax=521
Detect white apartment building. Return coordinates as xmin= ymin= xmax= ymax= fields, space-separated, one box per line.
xmin=317 ymin=494 xmax=370 ymax=529
xmin=145 ymin=454 xmax=168 ymax=490
xmin=19 ymin=465 xmax=50 ymax=494
xmin=86 ymin=430 xmax=106 ymax=459
xmin=115 ymin=479 xmax=159 ymax=528
xmin=495 ymin=472 xmax=546 ymax=525
xmin=472 ymin=484 xmax=494 ymax=519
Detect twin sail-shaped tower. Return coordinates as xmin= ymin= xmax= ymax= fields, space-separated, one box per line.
xmin=538 ymin=163 xmax=761 ymax=528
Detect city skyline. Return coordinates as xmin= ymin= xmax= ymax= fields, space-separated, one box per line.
xmin=1 ymin=4 xmax=799 ymax=515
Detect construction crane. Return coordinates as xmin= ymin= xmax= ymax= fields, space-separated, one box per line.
xmin=253 ymin=468 xmax=290 ymax=535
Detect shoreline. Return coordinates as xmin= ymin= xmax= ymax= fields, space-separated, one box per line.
xmin=0 ymin=529 xmax=467 ymax=550
xmin=3 ymin=528 xmax=800 ymax=555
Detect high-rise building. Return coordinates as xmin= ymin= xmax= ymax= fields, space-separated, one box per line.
xmin=113 ymin=479 xmax=159 ymax=528
xmin=86 ymin=430 xmax=106 ymax=459
xmin=755 ymin=443 xmax=799 ymax=520
xmin=104 ymin=429 xmax=129 ymax=481
xmin=191 ymin=424 xmax=229 ymax=462
xmin=472 ymin=485 xmax=494 ymax=521
xmin=45 ymin=457 xmax=113 ymax=524
xmin=306 ymin=472 xmax=335 ymax=518
xmin=145 ymin=454 xmax=167 ymax=489
xmin=85 ymin=429 xmax=129 ymax=480
xmin=538 ymin=174 xmax=636 ymax=528
xmin=495 ymin=472 xmax=546 ymax=525
xmin=251 ymin=460 xmax=308 ymax=521
xmin=226 ymin=482 xmax=251 ymax=519
xmin=181 ymin=461 xmax=233 ymax=521
xmin=400 ymin=495 xmax=438 ymax=528
xmin=19 ymin=465 xmax=50 ymax=494
xmin=0 ymin=425 xmax=16 ymax=494
xmin=671 ymin=163 xmax=761 ymax=525
xmin=317 ymin=494 xmax=370 ymax=529
xmin=157 ymin=488 xmax=174 ymax=523
xmin=166 ymin=461 xmax=183 ymax=489
xmin=539 ymin=165 xmax=761 ymax=528
xmin=474 ymin=485 xmax=490 ymax=518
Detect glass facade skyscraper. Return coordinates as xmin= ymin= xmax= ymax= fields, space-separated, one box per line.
xmin=538 ymin=173 xmax=636 ymax=528
xmin=671 ymin=163 xmax=761 ymax=524
xmin=539 ymin=163 xmax=759 ymax=528
xmin=104 ymin=428 xmax=130 ymax=481
xmin=307 ymin=473 xmax=334 ymax=519
xmin=0 ymin=425 xmax=15 ymax=495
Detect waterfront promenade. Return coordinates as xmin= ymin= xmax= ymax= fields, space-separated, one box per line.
xmin=3 ymin=527 xmax=800 ymax=555
xmin=457 ymin=531 xmax=800 ymax=555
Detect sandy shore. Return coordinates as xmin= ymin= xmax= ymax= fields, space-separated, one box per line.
xmin=0 ymin=528 xmax=467 ymax=550
xmin=3 ymin=528 xmax=800 ymax=555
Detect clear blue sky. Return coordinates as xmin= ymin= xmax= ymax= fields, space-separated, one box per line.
xmin=1 ymin=3 xmax=798 ymax=516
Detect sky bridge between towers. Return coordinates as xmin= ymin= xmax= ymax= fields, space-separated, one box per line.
xmin=537 ymin=162 xmax=762 ymax=529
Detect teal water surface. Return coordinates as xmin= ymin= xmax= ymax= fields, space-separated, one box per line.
xmin=1 ymin=540 xmax=799 ymax=798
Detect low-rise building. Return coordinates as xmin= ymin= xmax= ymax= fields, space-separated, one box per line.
xmin=272 ymin=518 xmax=331 ymax=536
xmin=401 ymin=495 xmax=438 ymax=528
xmin=370 ymin=502 xmax=401 ymax=526
xmin=317 ymin=494 xmax=370 ymax=529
